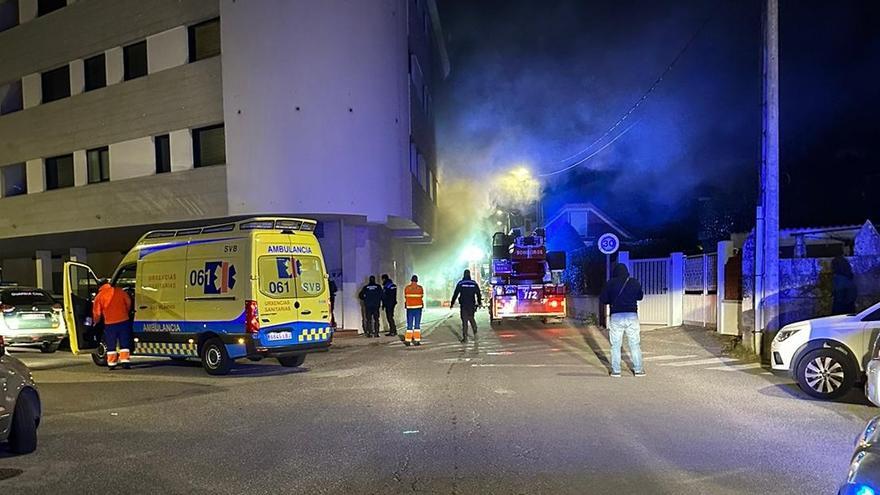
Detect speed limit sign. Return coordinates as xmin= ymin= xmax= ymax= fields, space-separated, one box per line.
xmin=598 ymin=233 xmax=620 ymax=255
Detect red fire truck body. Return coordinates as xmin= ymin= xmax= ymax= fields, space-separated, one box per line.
xmin=489 ymin=230 xmax=566 ymax=323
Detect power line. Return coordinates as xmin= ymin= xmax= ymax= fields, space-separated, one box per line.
xmin=540 ymin=13 xmax=713 ymax=178
xmin=540 ymin=120 xmax=640 ymax=177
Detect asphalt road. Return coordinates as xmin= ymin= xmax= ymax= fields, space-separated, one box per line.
xmin=1 ymin=309 xmax=875 ymax=494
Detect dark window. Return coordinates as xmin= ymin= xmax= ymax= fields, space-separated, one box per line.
xmin=193 ymin=124 xmax=226 ymax=167
xmin=45 ymin=154 xmax=74 ymax=190
xmin=87 ymin=147 xmax=109 ymax=183
xmin=154 ymin=134 xmax=171 ymax=173
xmin=0 ymin=1 xmax=18 ymax=33
xmin=83 ymin=54 xmax=106 ymax=92
xmin=37 ymin=0 xmax=65 ymax=17
xmin=41 ymin=65 xmax=70 ymax=103
xmin=188 ymin=18 xmax=221 ymax=62
xmin=0 ymin=80 xmax=22 ymax=115
xmin=123 ymin=41 xmax=148 ymax=80
xmin=1 ymin=163 xmax=26 ymax=197
xmin=112 ymin=264 xmax=137 ymax=293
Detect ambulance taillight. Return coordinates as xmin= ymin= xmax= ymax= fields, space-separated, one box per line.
xmin=245 ymin=300 xmax=260 ymax=333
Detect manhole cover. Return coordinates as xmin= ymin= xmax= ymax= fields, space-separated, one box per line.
xmin=0 ymin=468 xmax=23 ymax=481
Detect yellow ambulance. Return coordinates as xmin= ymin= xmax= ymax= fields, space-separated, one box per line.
xmin=62 ymin=217 xmax=333 ymax=375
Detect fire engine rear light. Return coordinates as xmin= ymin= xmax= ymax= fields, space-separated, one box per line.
xmin=245 ymin=300 xmax=260 ymax=333
xmin=549 ymin=300 xmax=559 ymax=309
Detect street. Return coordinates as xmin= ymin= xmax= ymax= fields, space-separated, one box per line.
xmin=1 ymin=309 xmax=874 ymax=494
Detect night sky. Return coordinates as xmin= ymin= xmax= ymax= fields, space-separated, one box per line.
xmin=435 ymin=0 xmax=879 ymax=244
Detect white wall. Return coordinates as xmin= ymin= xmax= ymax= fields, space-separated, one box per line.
xmin=220 ymin=0 xmax=411 ymax=222
xmin=147 ymin=27 xmax=188 ymax=74
xmin=109 ymin=137 xmax=155 ymax=181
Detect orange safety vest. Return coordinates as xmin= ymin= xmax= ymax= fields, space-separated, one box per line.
xmin=92 ymin=285 xmax=132 ymax=325
xmin=404 ymin=283 xmax=424 ymax=309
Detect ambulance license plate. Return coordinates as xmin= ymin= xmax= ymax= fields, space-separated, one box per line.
xmin=267 ymin=331 xmax=292 ymax=341
xmin=21 ymin=313 xmax=47 ymax=320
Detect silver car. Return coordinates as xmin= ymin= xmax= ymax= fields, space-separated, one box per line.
xmin=0 ymin=335 xmax=41 ymax=454
xmin=0 ymin=286 xmax=67 ymax=353
xmin=841 ymin=415 xmax=880 ymax=494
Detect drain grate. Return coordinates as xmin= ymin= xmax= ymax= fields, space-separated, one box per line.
xmin=0 ymin=468 xmax=23 ymax=481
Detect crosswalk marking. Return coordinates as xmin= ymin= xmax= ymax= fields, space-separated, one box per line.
xmin=705 ymin=362 xmax=763 ymax=372
xmin=643 ymin=354 xmax=699 ymax=361
xmin=661 ymin=357 xmax=738 ymax=367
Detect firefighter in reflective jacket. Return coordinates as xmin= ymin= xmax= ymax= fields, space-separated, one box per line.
xmin=403 ymin=275 xmax=424 ymax=346
xmin=451 ymin=270 xmax=482 ymax=343
xmin=92 ymin=280 xmax=133 ymax=370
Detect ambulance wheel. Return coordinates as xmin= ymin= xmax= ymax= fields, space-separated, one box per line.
xmin=201 ymin=338 xmax=232 ymax=376
xmin=278 ymin=355 xmax=306 ymax=368
xmin=91 ymin=343 xmax=108 ymax=367
xmin=9 ymin=389 xmax=38 ymax=455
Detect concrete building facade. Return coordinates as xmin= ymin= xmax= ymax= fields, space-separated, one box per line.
xmin=0 ymin=0 xmax=447 ymax=330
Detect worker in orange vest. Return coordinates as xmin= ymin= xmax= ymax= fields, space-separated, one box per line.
xmin=92 ymin=280 xmax=133 ymax=370
xmin=403 ymin=275 xmax=424 ymax=346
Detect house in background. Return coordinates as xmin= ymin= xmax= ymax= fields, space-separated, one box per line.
xmin=544 ymin=203 xmax=632 ymax=250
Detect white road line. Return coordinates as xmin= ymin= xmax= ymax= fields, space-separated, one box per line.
xmin=661 ymin=357 xmax=739 ymax=367
xmin=705 ymin=363 xmax=764 ymax=372
xmin=471 ymin=363 xmax=588 ymax=368
xmin=643 ymin=354 xmax=699 ymax=361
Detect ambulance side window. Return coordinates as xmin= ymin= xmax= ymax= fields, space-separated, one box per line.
xmin=295 ymin=256 xmax=324 ymax=298
xmin=113 ymin=264 xmax=138 ymax=302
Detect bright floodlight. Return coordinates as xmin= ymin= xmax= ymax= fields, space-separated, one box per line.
xmin=463 ymin=245 xmax=484 ymax=262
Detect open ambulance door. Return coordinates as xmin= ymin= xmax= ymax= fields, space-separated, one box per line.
xmin=62 ymin=262 xmax=100 ymax=354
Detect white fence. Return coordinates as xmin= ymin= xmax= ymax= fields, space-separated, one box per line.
xmin=628 ymin=257 xmax=671 ymax=325
xmin=682 ymin=253 xmax=718 ymax=328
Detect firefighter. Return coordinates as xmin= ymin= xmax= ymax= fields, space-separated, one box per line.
xmin=380 ymin=274 xmax=398 ymax=337
xmin=403 ymin=275 xmax=424 ymax=346
xmin=450 ymin=269 xmax=482 ymax=343
xmin=358 ymin=276 xmax=383 ymax=337
xmin=92 ymin=279 xmax=133 ymax=370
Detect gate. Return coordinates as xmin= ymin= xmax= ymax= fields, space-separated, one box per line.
xmin=629 ymin=257 xmax=671 ymax=325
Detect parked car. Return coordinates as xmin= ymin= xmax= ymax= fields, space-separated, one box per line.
xmin=840 ymin=415 xmax=880 ymax=495
xmin=0 ymin=286 xmax=67 ymax=353
xmin=0 ymin=335 xmax=41 ymax=454
xmin=771 ymin=301 xmax=880 ymax=400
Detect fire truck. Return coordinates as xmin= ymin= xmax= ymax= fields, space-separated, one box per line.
xmin=488 ymin=228 xmax=567 ymax=324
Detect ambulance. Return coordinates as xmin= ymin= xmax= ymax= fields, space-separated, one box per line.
xmin=62 ymin=217 xmax=333 ymax=375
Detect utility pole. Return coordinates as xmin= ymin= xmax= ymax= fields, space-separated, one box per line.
xmin=755 ymin=0 xmax=780 ymax=355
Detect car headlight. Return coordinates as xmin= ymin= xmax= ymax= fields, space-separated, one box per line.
xmin=775 ymin=328 xmax=802 ymax=342
xmin=857 ymin=417 xmax=880 ymax=449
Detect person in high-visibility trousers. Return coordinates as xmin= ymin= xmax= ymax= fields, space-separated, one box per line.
xmin=92 ymin=279 xmax=133 ymax=370
xmin=403 ymin=275 xmax=424 ymax=346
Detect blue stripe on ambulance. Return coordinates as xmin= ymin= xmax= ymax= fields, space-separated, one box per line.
xmin=136 ymin=237 xmax=243 ymax=259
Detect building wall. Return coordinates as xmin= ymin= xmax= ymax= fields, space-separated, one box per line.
xmin=220 ymin=0 xmax=418 ymax=226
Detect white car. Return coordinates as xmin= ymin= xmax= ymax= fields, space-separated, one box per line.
xmin=0 ymin=286 xmax=67 ymax=353
xmin=771 ymin=301 xmax=880 ymax=400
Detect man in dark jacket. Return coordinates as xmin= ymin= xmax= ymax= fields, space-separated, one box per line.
xmin=450 ymin=269 xmax=482 ymax=343
xmin=328 ymin=278 xmax=338 ymax=329
xmin=599 ymin=263 xmax=645 ymax=377
xmin=831 ymin=256 xmax=858 ymax=315
xmin=358 ymin=276 xmax=383 ymax=337
xmin=380 ymin=274 xmax=398 ymax=336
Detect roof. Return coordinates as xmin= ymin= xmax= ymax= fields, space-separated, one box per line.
xmin=545 ymin=203 xmax=633 ymax=239
xmin=138 ymin=217 xmax=318 ymax=242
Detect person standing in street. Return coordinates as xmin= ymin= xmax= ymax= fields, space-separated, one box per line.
xmin=403 ymin=275 xmax=424 ymax=346
xmin=358 ymin=276 xmax=383 ymax=337
xmin=92 ymin=279 xmax=133 ymax=370
xmin=381 ymin=274 xmax=398 ymax=336
xmin=328 ymin=277 xmax=338 ymax=329
xmin=450 ymin=269 xmax=482 ymax=343
xmin=599 ymin=263 xmax=645 ymax=377
xmin=831 ymin=256 xmax=858 ymax=315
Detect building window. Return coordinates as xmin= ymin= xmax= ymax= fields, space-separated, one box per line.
xmin=41 ymin=65 xmax=70 ymax=103
xmin=37 ymin=0 xmax=65 ymax=17
xmin=1 ymin=163 xmax=27 ymax=197
xmin=83 ymin=54 xmax=106 ymax=92
xmin=427 ymin=168 xmax=434 ymax=200
xmin=45 ymin=154 xmax=74 ymax=190
xmin=409 ymin=54 xmax=424 ymax=106
xmin=189 ymin=17 xmax=221 ymax=62
xmin=423 ymin=11 xmax=429 ymax=37
xmin=0 ymin=1 xmax=18 ymax=33
xmin=0 ymin=80 xmax=22 ymax=115
xmin=154 ymin=134 xmax=171 ymax=174
xmin=417 ymin=153 xmax=427 ymax=190
xmin=569 ymin=211 xmax=588 ymax=237
xmin=192 ymin=124 xmax=225 ymax=167
xmin=123 ymin=41 xmax=148 ymax=80
xmin=409 ymin=142 xmax=418 ymax=177
xmin=432 ymin=173 xmax=438 ymax=203
xmin=87 ymin=147 xmax=109 ymax=183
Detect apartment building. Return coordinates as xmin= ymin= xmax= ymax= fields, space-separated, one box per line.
xmin=0 ymin=0 xmax=448 ymax=329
